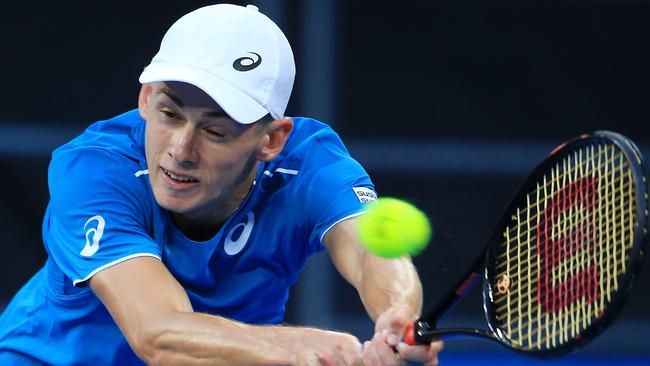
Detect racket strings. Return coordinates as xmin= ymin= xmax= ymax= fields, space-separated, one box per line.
xmin=491 ymin=143 xmax=637 ymax=351
xmin=493 ymin=246 xmax=631 ymax=313
xmin=493 ymin=160 xmax=633 ymax=294
xmin=494 ymin=145 xmax=631 ymax=269
xmin=495 ymin=146 xmax=628 ymax=249
xmin=492 ymin=206 xmax=633 ymax=286
xmin=495 ymin=254 xmax=631 ymax=332
xmin=494 ymin=194 xmax=632 ymax=272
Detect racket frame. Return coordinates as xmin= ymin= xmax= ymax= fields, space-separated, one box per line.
xmin=409 ymin=131 xmax=649 ymax=358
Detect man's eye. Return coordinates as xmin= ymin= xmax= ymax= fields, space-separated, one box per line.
xmin=160 ymin=110 xmax=178 ymax=119
xmin=206 ymin=129 xmax=224 ymax=138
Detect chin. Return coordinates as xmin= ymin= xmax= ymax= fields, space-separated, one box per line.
xmin=153 ymin=189 xmax=194 ymax=214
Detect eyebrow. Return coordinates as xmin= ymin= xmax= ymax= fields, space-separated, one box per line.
xmin=157 ymin=86 xmax=230 ymax=119
xmin=157 ymin=86 xmax=184 ymax=107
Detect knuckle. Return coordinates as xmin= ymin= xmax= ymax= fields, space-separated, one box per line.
xmin=388 ymin=356 xmax=404 ymax=366
xmin=423 ymin=353 xmax=439 ymax=366
xmin=436 ymin=340 xmax=445 ymax=351
xmin=316 ymin=351 xmax=333 ymax=365
xmin=338 ymin=334 xmax=360 ymax=347
xmin=344 ymin=333 xmax=360 ymax=342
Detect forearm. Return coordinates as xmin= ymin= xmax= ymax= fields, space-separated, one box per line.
xmin=357 ymin=254 xmax=423 ymax=321
xmin=323 ymin=218 xmax=424 ymax=321
xmin=137 ymin=311 xmax=364 ymax=366
xmin=356 ymin=254 xmax=443 ymax=366
xmin=90 ymin=257 xmax=355 ymax=365
xmin=324 ymin=218 xmax=436 ymax=363
xmin=135 ymin=311 xmax=293 ymax=366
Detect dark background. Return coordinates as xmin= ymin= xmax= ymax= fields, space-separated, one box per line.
xmin=1 ymin=0 xmax=649 ymax=364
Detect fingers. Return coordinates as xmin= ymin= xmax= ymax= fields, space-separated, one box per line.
xmin=374 ymin=304 xmax=416 ymax=346
xmin=362 ymin=340 xmax=382 ymax=366
xmin=317 ymin=352 xmax=346 ymax=366
xmin=313 ymin=330 xmax=443 ymax=366
xmin=386 ymin=309 xmax=410 ymax=333
xmin=338 ymin=337 xmax=364 ymax=366
xmin=315 ymin=332 xmax=364 ymax=366
xmin=396 ymin=340 xmax=444 ymax=364
xmin=362 ymin=330 xmax=406 ymax=366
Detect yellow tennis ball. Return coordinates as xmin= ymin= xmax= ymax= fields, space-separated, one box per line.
xmin=357 ymin=197 xmax=431 ymax=258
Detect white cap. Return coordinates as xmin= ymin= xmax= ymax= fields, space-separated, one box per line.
xmin=139 ymin=4 xmax=295 ymax=124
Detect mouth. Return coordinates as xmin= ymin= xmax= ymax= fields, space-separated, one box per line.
xmin=161 ymin=167 xmax=199 ymax=186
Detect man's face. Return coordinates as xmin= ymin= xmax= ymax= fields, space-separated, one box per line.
xmin=139 ymin=81 xmax=265 ymax=223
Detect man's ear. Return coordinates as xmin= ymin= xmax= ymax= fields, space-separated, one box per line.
xmin=138 ymin=84 xmax=153 ymax=120
xmin=256 ymin=117 xmax=293 ymax=162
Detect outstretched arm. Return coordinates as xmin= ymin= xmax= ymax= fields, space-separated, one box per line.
xmin=90 ymin=256 xmax=363 ymax=366
xmin=324 ymin=218 xmax=443 ymax=365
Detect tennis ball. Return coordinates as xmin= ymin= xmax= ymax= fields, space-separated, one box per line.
xmin=357 ymin=197 xmax=431 ymax=258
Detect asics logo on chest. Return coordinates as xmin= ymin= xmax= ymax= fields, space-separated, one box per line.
xmin=80 ymin=215 xmax=105 ymax=257
xmin=224 ymin=212 xmax=255 ymax=255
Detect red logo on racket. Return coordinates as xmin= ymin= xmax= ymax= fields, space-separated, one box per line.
xmin=536 ymin=176 xmax=599 ymax=314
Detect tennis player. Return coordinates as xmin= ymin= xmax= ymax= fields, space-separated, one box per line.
xmin=0 ymin=4 xmax=442 ymax=365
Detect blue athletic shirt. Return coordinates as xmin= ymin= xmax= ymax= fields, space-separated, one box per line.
xmin=0 ymin=109 xmax=376 ymax=365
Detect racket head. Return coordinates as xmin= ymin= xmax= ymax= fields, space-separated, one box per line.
xmin=482 ymin=131 xmax=649 ymax=358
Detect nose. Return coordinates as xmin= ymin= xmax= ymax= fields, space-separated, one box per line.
xmin=168 ymin=125 xmax=199 ymax=165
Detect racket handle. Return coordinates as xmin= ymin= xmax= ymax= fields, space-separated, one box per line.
xmin=404 ymin=322 xmax=416 ymax=345
xmin=405 ymin=321 xmax=499 ymax=345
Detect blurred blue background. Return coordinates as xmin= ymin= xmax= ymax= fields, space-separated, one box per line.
xmin=1 ymin=0 xmax=648 ymax=364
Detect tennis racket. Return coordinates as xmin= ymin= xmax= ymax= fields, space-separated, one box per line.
xmin=404 ymin=130 xmax=649 ymax=358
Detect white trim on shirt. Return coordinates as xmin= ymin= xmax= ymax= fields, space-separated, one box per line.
xmin=319 ymin=211 xmax=366 ymax=245
xmin=263 ymin=168 xmax=300 ymax=178
xmin=72 ymin=253 xmax=161 ymax=286
xmin=134 ymin=169 xmax=149 ymax=177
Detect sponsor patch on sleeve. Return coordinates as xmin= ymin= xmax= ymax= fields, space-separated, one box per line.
xmin=352 ymin=187 xmax=377 ymax=203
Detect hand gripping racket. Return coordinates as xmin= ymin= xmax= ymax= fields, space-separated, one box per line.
xmin=404 ymin=131 xmax=649 ymax=358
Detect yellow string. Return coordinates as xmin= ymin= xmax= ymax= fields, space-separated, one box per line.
xmin=491 ymin=142 xmax=637 ymax=350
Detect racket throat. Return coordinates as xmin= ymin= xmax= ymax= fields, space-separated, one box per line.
xmin=413 ymin=322 xmax=499 ymax=344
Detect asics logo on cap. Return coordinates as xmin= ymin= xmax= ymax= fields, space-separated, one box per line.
xmin=233 ymin=52 xmax=262 ymax=72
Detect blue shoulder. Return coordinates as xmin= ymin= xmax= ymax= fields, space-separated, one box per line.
xmin=279 ymin=117 xmax=351 ymax=164
xmin=53 ymin=109 xmax=146 ymax=164
xmin=48 ymin=109 xmax=150 ymax=217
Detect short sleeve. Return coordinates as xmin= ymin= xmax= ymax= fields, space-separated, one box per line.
xmin=44 ymin=147 xmax=161 ymax=286
xmin=302 ymin=155 xmax=376 ymax=250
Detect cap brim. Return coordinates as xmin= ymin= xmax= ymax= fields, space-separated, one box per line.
xmin=139 ymin=62 xmax=268 ymax=124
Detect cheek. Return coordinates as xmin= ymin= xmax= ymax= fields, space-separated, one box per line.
xmin=144 ymin=127 xmax=156 ymax=167
xmin=202 ymin=148 xmax=252 ymax=181
xmin=144 ymin=122 xmax=168 ymax=163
